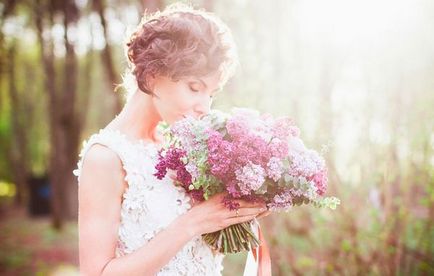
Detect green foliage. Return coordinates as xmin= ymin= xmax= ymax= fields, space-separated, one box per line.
xmin=311 ymin=196 xmax=341 ymax=210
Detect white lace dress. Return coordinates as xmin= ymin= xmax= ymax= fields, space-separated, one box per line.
xmin=73 ymin=128 xmax=225 ymax=275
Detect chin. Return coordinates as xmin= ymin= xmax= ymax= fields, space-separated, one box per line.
xmin=164 ymin=116 xmax=183 ymax=125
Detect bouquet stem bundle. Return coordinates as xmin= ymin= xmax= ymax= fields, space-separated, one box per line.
xmin=203 ymin=222 xmax=260 ymax=254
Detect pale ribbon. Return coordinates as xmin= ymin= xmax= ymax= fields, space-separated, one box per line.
xmin=243 ymin=218 xmax=272 ymax=276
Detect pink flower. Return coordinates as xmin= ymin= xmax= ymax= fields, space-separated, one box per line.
xmin=266 ymin=157 xmax=283 ymax=181
xmin=207 ymin=130 xmax=233 ymax=179
xmin=226 ymin=180 xmax=242 ymax=198
xmin=235 ymin=161 xmax=266 ymax=195
xmin=309 ymin=168 xmax=328 ymax=196
xmin=269 ymin=138 xmax=289 ymax=159
xmin=272 ymin=116 xmax=300 ymax=139
xmin=185 ymin=163 xmax=199 ymax=180
xmin=226 ymin=117 xmax=249 ymax=139
xmin=267 ymin=189 xmax=293 ymax=212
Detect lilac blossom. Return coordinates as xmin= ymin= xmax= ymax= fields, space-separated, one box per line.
xmin=266 ymin=157 xmax=284 ymax=181
xmin=235 ymin=161 xmax=266 ymax=195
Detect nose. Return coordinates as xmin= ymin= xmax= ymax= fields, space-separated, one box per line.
xmin=193 ymin=94 xmax=212 ymax=119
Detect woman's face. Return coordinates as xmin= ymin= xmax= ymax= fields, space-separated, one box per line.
xmin=150 ymin=71 xmax=222 ymax=124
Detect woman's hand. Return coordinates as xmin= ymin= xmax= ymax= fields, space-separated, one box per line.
xmin=255 ymin=209 xmax=271 ymax=220
xmin=181 ymin=192 xmax=267 ymax=236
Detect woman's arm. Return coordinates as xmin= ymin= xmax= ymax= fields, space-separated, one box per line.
xmin=100 ymin=215 xmax=194 ymax=276
xmin=78 ymin=144 xmax=197 ymax=276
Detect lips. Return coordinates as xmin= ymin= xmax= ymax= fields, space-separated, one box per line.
xmin=182 ymin=114 xmax=205 ymax=119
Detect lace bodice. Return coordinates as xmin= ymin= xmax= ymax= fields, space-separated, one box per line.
xmin=73 ymin=128 xmax=225 ymax=275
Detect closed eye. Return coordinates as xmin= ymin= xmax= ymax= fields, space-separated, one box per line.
xmin=189 ymin=83 xmax=200 ymax=92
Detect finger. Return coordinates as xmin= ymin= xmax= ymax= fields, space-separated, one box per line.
xmin=213 ymin=191 xmax=228 ymax=198
xmin=257 ymin=211 xmax=271 ymax=218
xmin=190 ymin=198 xmax=200 ymax=207
xmin=224 ymin=213 xmax=257 ymax=226
xmin=256 ymin=210 xmax=271 ymax=219
xmin=227 ymin=206 xmax=264 ymax=218
xmin=234 ymin=199 xmax=266 ymax=209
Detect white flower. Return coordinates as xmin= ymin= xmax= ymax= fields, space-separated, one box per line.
xmin=266 ymin=157 xmax=284 ymax=181
xmin=287 ymin=136 xmax=306 ymax=152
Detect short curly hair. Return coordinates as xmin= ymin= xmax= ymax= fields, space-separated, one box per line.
xmin=124 ymin=2 xmax=239 ymax=95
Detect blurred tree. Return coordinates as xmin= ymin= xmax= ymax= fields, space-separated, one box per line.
xmin=203 ymin=0 xmax=214 ymax=11
xmin=141 ymin=0 xmax=164 ymax=13
xmin=7 ymin=40 xmax=30 ymax=207
xmin=0 ymin=0 xmax=35 ymax=210
xmin=93 ymin=0 xmax=123 ymax=114
xmin=35 ymin=0 xmax=82 ymax=229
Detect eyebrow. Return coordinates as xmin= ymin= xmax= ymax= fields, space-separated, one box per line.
xmin=195 ymin=78 xmax=221 ymax=93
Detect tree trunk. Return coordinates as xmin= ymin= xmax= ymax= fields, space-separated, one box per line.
xmin=141 ymin=0 xmax=164 ymax=13
xmin=203 ymin=0 xmax=214 ymax=11
xmin=35 ymin=0 xmax=82 ymax=229
xmin=78 ymin=37 xmax=95 ymax=129
xmin=7 ymin=40 xmax=30 ymax=208
xmin=60 ymin=0 xmax=80 ymax=221
xmin=93 ymin=0 xmax=123 ymax=115
xmin=35 ymin=0 xmax=63 ymax=229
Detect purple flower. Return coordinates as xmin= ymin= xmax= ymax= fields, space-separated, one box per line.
xmin=222 ymin=194 xmax=241 ymax=211
xmin=272 ymin=117 xmax=300 ymax=139
xmin=235 ymin=161 xmax=266 ymax=195
xmin=226 ymin=180 xmax=242 ymax=198
xmin=189 ymin=187 xmax=205 ymax=203
xmin=287 ymin=149 xmax=325 ymax=178
xmin=309 ymin=168 xmax=328 ymax=196
xmin=153 ymin=146 xmax=192 ymax=188
xmin=266 ymin=157 xmax=283 ymax=181
xmin=176 ymin=167 xmax=192 ymax=188
xmin=207 ymin=130 xmax=233 ymax=179
xmin=269 ymin=138 xmax=289 ymax=159
xmin=267 ymin=189 xmax=293 ymax=212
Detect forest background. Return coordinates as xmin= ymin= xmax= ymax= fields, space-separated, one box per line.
xmin=0 ymin=0 xmax=433 ymax=275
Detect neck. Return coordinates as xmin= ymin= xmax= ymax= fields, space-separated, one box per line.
xmin=107 ymin=90 xmax=162 ymax=143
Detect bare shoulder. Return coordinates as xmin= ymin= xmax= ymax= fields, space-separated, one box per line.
xmin=79 ymin=143 xmax=127 ymax=197
xmin=82 ymin=144 xmax=122 ymax=169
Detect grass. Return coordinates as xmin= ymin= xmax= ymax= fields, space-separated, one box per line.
xmin=0 ymin=206 xmax=79 ymax=276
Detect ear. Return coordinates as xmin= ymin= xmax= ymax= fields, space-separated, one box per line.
xmin=146 ymin=74 xmax=157 ymax=92
xmin=146 ymin=74 xmax=161 ymax=99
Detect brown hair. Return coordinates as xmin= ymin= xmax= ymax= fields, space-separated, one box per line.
xmin=124 ymin=2 xmax=238 ymax=95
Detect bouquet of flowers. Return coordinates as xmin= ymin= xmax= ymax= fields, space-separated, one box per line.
xmin=154 ymin=108 xmax=340 ymax=254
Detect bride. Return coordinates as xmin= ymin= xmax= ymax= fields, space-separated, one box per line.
xmin=74 ymin=3 xmax=270 ymax=275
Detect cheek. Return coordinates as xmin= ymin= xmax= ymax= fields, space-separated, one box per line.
xmin=157 ymin=87 xmax=195 ymax=115
xmin=169 ymin=89 xmax=197 ymax=111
